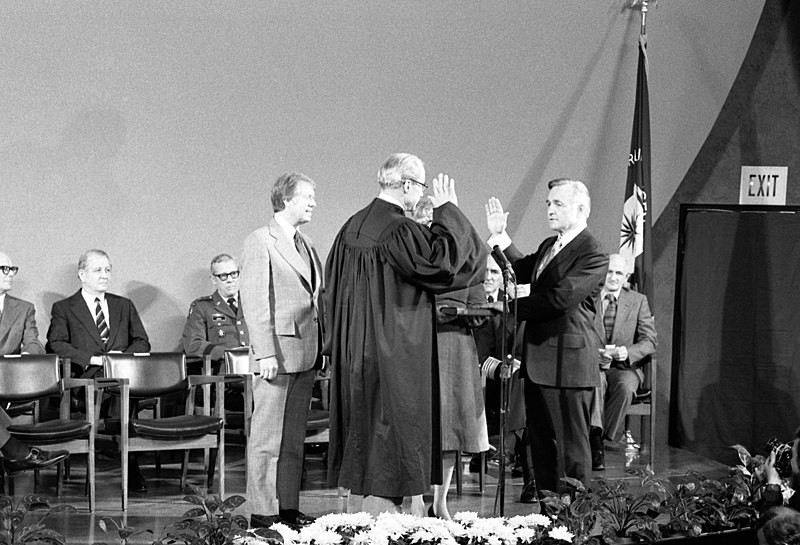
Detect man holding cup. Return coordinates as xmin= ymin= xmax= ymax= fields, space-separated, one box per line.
xmin=591 ymin=253 xmax=657 ymax=465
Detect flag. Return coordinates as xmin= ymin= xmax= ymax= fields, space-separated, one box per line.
xmin=619 ymin=33 xmax=653 ymax=307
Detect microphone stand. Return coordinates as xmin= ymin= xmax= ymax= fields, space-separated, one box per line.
xmin=493 ymin=264 xmax=517 ymax=517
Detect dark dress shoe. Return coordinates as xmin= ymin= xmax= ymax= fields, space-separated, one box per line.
xmin=251 ymin=513 xmax=283 ymax=528
xmin=279 ymin=509 xmax=315 ymax=527
xmin=519 ymin=481 xmax=539 ymax=504
xmin=590 ymin=426 xmax=605 ymax=470
xmin=592 ymin=448 xmax=606 ymax=471
xmin=2 ymin=447 xmax=70 ymax=476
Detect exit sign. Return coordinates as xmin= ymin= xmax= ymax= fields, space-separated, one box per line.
xmin=739 ymin=166 xmax=788 ymax=205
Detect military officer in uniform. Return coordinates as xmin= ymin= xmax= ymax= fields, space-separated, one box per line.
xmin=182 ymin=254 xmax=250 ymax=373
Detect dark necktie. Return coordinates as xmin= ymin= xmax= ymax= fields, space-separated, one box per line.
xmin=295 ymin=231 xmax=316 ymax=290
xmin=603 ymin=294 xmax=617 ymax=342
xmin=227 ymin=297 xmax=238 ymax=315
xmin=487 ymin=295 xmax=494 ymax=303
xmin=95 ymin=297 xmax=110 ymax=345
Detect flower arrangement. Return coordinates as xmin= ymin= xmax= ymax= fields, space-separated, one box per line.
xmin=238 ymin=511 xmax=574 ymax=545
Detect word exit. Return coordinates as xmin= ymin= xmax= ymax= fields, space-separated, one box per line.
xmin=739 ymin=166 xmax=788 ymax=205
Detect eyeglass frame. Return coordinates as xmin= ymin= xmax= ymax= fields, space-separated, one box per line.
xmin=402 ymin=177 xmax=428 ymax=190
xmin=1 ymin=266 xmax=19 ymax=276
xmin=212 ymin=270 xmax=240 ymax=281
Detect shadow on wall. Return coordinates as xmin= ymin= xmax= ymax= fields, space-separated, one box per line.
xmin=510 ymin=9 xmax=625 ymax=235
xmin=653 ymin=0 xmax=798 ymax=450
xmin=126 ymin=281 xmax=186 ymax=353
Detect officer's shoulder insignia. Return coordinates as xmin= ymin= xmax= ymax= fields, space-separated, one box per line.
xmin=188 ymin=295 xmax=213 ymax=317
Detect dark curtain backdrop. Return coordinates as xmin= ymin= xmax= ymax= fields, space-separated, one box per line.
xmin=670 ymin=205 xmax=800 ymax=466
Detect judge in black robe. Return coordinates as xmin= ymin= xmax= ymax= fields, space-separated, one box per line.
xmin=323 ymin=154 xmax=485 ymax=502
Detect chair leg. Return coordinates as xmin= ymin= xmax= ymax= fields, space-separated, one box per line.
xmin=207 ymin=448 xmax=218 ymax=490
xmin=479 ymin=451 xmax=485 ymax=493
xmin=181 ymin=450 xmax=190 ymax=491
xmin=455 ymin=451 xmax=462 ymax=496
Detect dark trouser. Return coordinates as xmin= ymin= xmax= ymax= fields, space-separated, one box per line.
xmin=525 ymin=381 xmax=592 ymax=494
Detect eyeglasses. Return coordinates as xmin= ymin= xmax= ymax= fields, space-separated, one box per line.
xmin=403 ymin=177 xmax=428 ymax=190
xmin=213 ymin=270 xmax=240 ymax=281
xmin=1 ymin=266 xmax=19 ymax=276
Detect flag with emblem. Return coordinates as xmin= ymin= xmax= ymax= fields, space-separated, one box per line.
xmin=619 ymin=32 xmax=652 ymax=307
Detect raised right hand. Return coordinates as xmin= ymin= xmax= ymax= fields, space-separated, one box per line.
xmin=485 ymin=197 xmax=508 ymax=235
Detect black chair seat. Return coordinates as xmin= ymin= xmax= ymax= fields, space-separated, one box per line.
xmin=9 ymin=419 xmax=92 ymax=443
xmin=131 ymin=415 xmax=222 ymax=438
xmin=306 ymin=409 xmax=329 ymax=431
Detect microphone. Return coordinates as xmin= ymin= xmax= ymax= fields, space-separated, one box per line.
xmin=440 ymin=305 xmax=499 ymax=317
xmin=491 ymin=245 xmax=515 ymax=278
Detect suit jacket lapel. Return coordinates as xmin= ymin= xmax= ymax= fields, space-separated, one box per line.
xmin=537 ymin=231 xmax=589 ymax=284
xmin=0 ymin=297 xmax=20 ymax=340
xmin=70 ymin=291 xmax=104 ymax=348
xmin=612 ymin=289 xmax=633 ymax=343
xmin=269 ymin=219 xmax=314 ymax=294
xmin=105 ymin=294 xmax=123 ymax=348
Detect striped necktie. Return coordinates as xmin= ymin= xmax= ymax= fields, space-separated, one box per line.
xmin=536 ymin=236 xmax=562 ymax=279
xmin=95 ymin=297 xmax=110 ymax=345
xmin=603 ymin=294 xmax=617 ymax=342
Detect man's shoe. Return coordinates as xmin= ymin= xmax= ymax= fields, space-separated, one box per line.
xmin=592 ymin=449 xmax=606 ymax=471
xmin=519 ymin=481 xmax=539 ymax=504
xmin=2 ymin=448 xmax=70 ymax=476
xmin=251 ymin=513 xmax=283 ymax=529
xmin=279 ymin=509 xmax=315 ymax=527
xmin=469 ymin=453 xmax=484 ymax=474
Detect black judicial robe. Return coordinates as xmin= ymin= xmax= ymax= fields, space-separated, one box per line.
xmin=323 ymin=198 xmax=486 ymax=497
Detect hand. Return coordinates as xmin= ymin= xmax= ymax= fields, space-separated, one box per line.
xmin=485 ymin=197 xmax=508 ymax=236
xmin=613 ymin=346 xmax=629 ymax=362
xmin=258 ymin=356 xmax=279 ymax=381
xmin=515 ymin=283 xmax=530 ymax=299
xmin=764 ymin=451 xmax=781 ymax=485
xmin=598 ymin=349 xmax=613 ymax=369
xmin=89 ymin=356 xmax=104 ymax=367
xmin=430 ymin=173 xmax=458 ymax=208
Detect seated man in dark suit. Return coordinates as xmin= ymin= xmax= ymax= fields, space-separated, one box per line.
xmin=46 ymin=249 xmax=151 ymax=490
xmin=182 ymin=253 xmax=249 ymax=373
xmin=47 ymin=249 xmax=150 ymax=373
xmin=0 ymin=251 xmax=45 ymax=355
xmin=589 ymin=253 xmax=657 ymax=470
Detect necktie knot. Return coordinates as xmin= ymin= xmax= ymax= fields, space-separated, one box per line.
xmin=606 ymin=293 xmax=616 ymax=305
xmin=227 ymin=297 xmax=238 ymax=315
xmin=487 ymin=295 xmax=494 ymax=303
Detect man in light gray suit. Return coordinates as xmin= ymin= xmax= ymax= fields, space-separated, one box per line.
xmin=0 ymin=251 xmax=45 ymax=355
xmin=240 ymin=172 xmax=323 ymax=530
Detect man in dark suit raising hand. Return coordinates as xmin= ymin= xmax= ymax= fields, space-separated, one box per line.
xmin=486 ymin=179 xmax=608 ymax=495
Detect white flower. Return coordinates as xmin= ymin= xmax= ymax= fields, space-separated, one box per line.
xmin=453 ymin=511 xmax=480 ymax=524
xmin=514 ymin=527 xmax=536 ymax=543
xmin=548 ymin=525 xmax=575 ymax=542
xmin=507 ymin=513 xmax=551 ymax=529
xmin=270 ymin=523 xmax=300 ymax=544
xmin=311 ymin=529 xmax=343 ymax=545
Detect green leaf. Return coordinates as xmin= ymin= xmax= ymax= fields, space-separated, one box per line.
xmin=182 ymin=508 xmax=207 ymax=518
xmin=183 ymin=495 xmax=206 ymax=506
xmin=220 ymin=495 xmax=246 ymax=512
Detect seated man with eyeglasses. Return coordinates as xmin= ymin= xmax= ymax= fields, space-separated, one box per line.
xmin=182 ymin=254 xmax=250 ymax=374
xmin=0 ymin=251 xmax=45 ymax=355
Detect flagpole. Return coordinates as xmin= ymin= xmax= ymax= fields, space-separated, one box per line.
xmin=632 ymin=0 xmax=652 ymax=37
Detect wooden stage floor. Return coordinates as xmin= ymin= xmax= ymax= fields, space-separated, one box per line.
xmin=3 ymin=442 xmax=729 ymax=544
